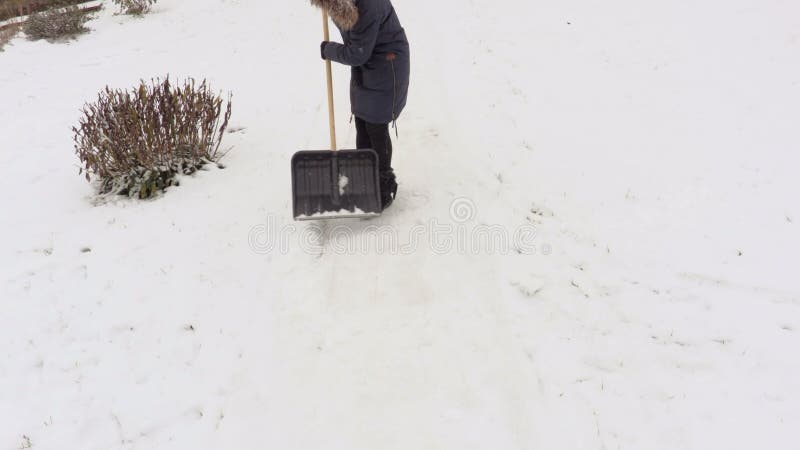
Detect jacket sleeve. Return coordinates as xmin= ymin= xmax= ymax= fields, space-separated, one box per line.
xmin=322 ymin=1 xmax=382 ymax=67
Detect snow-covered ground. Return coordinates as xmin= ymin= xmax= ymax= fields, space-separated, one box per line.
xmin=2 ymin=0 xmax=799 ymax=448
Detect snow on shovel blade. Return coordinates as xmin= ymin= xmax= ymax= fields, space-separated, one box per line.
xmin=291 ymin=149 xmax=382 ymax=220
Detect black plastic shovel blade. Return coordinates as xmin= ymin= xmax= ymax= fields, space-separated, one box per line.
xmin=291 ymin=149 xmax=382 ymax=220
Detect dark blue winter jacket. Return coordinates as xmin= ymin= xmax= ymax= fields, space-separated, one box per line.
xmin=321 ymin=0 xmax=410 ymax=124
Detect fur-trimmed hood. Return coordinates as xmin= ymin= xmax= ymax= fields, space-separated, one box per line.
xmin=310 ymin=0 xmax=359 ymax=31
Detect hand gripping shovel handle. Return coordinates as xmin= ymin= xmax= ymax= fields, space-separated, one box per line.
xmin=323 ymin=10 xmax=337 ymax=151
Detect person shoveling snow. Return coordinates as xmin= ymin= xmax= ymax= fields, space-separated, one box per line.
xmin=312 ymin=0 xmax=410 ymax=210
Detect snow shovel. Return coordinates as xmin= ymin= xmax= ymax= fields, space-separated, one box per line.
xmin=291 ymin=10 xmax=382 ymax=221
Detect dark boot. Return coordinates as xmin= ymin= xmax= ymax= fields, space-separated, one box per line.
xmin=380 ymin=170 xmax=398 ymax=210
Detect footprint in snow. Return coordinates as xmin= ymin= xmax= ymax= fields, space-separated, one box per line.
xmin=527 ymin=204 xmax=555 ymax=225
xmin=510 ymin=275 xmax=546 ymax=298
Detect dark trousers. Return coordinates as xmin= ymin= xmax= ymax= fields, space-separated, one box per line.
xmin=355 ymin=117 xmax=393 ymax=173
xmin=355 ymin=117 xmax=397 ymax=207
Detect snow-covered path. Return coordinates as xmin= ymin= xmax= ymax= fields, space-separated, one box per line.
xmin=1 ymin=0 xmax=799 ymax=448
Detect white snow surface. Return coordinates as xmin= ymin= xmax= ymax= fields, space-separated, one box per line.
xmin=2 ymin=0 xmax=800 ymax=449
xmin=296 ymin=206 xmax=376 ymax=220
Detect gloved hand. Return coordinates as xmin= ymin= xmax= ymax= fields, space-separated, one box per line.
xmin=320 ymin=41 xmax=331 ymax=60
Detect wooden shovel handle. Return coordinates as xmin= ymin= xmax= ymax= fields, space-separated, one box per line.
xmin=323 ymin=10 xmax=337 ymax=151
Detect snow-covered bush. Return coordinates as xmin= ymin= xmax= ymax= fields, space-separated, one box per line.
xmin=112 ymin=0 xmax=156 ymax=15
xmin=23 ymin=4 xmax=93 ymax=40
xmin=2 ymin=0 xmax=82 ymax=21
xmin=0 ymin=26 xmax=18 ymax=51
xmin=0 ymin=0 xmax=34 ymax=22
xmin=73 ymin=77 xmax=233 ymax=199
